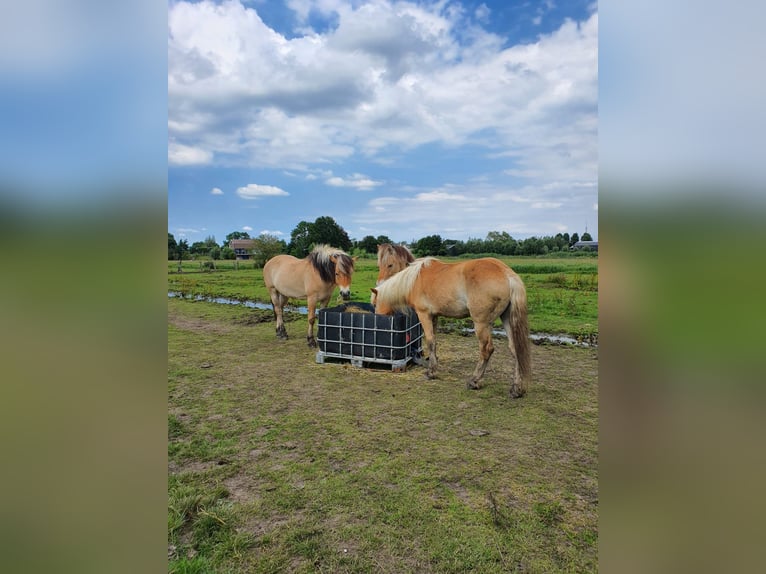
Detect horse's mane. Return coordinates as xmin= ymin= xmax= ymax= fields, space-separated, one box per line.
xmin=308 ymin=244 xmax=354 ymax=284
xmin=377 ymin=243 xmax=415 ymax=268
xmin=376 ymin=257 xmax=435 ymax=308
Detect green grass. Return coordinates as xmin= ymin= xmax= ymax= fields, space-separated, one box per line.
xmin=168 ymin=255 xmax=598 ymax=337
xmin=168 ymin=299 xmax=598 ymax=572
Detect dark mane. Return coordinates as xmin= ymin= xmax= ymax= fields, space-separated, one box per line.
xmin=308 ymin=245 xmax=354 ymax=284
xmin=333 ymin=252 xmax=355 ymax=277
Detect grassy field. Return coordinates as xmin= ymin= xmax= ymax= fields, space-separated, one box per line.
xmin=168 ymin=296 xmax=598 ymax=573
xmin=168 ymin=254 xmax=598 ymax=339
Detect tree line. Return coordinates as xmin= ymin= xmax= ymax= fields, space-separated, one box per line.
xmin=168 ymin=216 xmax=594 ymax=263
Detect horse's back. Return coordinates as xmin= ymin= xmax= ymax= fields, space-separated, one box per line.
xmin=420 ymin=257 xmax=521 ymax=304
xmin=263 ymin=254 xmax=306 ymax=297
xmin=263 ymin=254 xmax=302 ymax=290
xmin=426 ymin=257 xmax=515 ymax=283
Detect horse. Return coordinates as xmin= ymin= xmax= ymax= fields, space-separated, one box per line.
xmin=263 ymin=245 xmax=357 ymax=347
xmin=371 ymin=257 xmax=531 ymax=398
xmin=376 ymin=243 xmax=415 ymax=284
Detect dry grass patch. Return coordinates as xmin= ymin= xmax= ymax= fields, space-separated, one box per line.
xmin=169 ymin=298 xmax=598 ymax=573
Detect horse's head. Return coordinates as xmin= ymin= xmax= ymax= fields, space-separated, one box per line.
xmin=370 ymin=287 xmax=394 ymax=315
xmin=331 ymin=254 xmax=357 ymax=301
xmin=376 ymin=243 xmax=413 ymax=285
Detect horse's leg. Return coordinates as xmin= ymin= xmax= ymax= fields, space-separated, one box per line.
xmin=501 ymin=305 xmax=525 ymax=398
xmin=306 ymin=296 xmax=318 ymax=348
xmin=320 ymin=295 xmax=332 ymax=310
xmin=417 ymin=311 xmax=438 ymax=379
xmin=270 ymin=290 xmax=289 ymax=339
xmin=467 ymin=322 xmax=494 ymax=390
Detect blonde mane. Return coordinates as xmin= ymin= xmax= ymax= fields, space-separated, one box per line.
xmin=377 ymin=243 xmax=415 ymax=268
xmin=375 ymin=257 xmax=435 ymax=309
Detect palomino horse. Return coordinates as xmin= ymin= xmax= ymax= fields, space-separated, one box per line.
xmin=376 ymin=243 xmax=415 ymax=284
xmin=371 ymin=257 xmax=531 ymax=398
xmin=263 ymin=245 xmax=357 ymax=347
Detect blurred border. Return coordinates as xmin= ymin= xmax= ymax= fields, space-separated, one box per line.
xmin=0 ymin=1 xmax=167 ymax=573
xmin=600 ymin=1 xmax=766 ymax=572
xmin=2 ymin=1 xmax=765 ymax=573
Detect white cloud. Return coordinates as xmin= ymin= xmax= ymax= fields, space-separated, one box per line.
xmin=414 ymin=191 xmax=471 ymax=202
xmin=475 ymin=4 xmax=490 ymax=23
xmin=168 ymin=142 xmax=212 ymax=166
xmin=211 ymin=187 xmax=223 ymax=195
xmin=175 ymin=227 xmax=201 ymax=237
xmin=325 ymin=173 xmax=383 ymax=190
xmin=168 ymin=1 xmax=597 ymax=180
xmin=259 ymin=229 xmax=284 ymax=236
xmin=355 ymin=180 xmax=594 ymax=239
xmin=243 ymin=226 xmax=253 ymax=231
xmin=168 ymin=1 xmax=598 ymax=240
xmin=236 ymin=184 xmax=290 ymax=199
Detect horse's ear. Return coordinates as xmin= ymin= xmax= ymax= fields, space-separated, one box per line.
xmin=329 ymin=254 xmax=337 ymax=262
xmin=370 ymin=288 xmax=378 ymax=294
xmin=352 ymin=256 xmax=358 ymax=262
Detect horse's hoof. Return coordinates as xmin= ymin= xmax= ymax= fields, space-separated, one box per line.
xmin=307 ymin=339 xmax=317 ymax=348
xmin=425 ymin=372 xmax=437 ymax=380
xmin=467 ymin=380 xmax=481 ymax=390
xmin=509 ymin=386 xmax=525 ymax=399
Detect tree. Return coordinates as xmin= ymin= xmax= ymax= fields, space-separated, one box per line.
xmin=581 ymin=232 xmax=593 ymax=241
xmin=412 ymin=234 xmax=444 ymax=256
xmin=311 ymin=216 xmax=352 ymax=252
xmin=464 ymin=237 xmax=485 ymax=254
xmin=287 ymin=216 xmax=352 ymax=257
xmin=251 ymin=234 xmax=287 ymax=267
xmin=175 ymin=239 xmax=189 ymax=270
xmin=375 ymin=235 xmax=393 ymax=246
xmin=221 ymin=246 xmax=235 ymax=260
xmin=358 ymin=235 xmax=378 ymax=253
xmin=519 ymin=237 xmax=543 ymax=255
xmin=288 ymin=220 xmax=313 ymax=257
xmin=189 ymin=241 xmax=208 ymax=256
xmin=570 ymin=232 xmax=580 ymax=247
xmin=168 ymin=233 xmax=177 ymax=260
xmin=443 ymin=239 xmax=466 ymax=256
xmin=189 ymin=235 xmax=220 ymax=259
xmin=485 ymin=231 xmax=517 ymax=255
xmin=224 ymin=231 xmax=250 ymax=247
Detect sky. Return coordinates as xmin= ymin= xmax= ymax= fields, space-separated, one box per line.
xmin=168 ymin=0 xmax=598 ymax=245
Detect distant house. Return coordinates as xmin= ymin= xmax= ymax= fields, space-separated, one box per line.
xmin=571 ymin=240 xmax=598 ymax=252
xmin=230 ymin=239 xmax=256 ymax=259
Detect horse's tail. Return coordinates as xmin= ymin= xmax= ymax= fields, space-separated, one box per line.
xmin=508 ymin=274 xmax=532 ymax=395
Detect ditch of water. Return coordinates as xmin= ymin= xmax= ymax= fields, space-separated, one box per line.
xmin=168 ymin=291 xmax=595 ymax=347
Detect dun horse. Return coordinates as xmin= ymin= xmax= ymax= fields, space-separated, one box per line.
xmin=371 ymin=257 xmax=531 ymax=398
xmin=263 ymin=245 xmax=356 ymax=347
xmin=376 ymin=243 xmax=415 ymax=284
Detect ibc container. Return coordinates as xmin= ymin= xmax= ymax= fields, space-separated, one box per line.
xmin=316 ymin=302 xmax=424 ymax=371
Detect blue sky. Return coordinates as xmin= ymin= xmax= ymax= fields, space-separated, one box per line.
xmin=168 ymin=0 xmax=598 ymax=245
